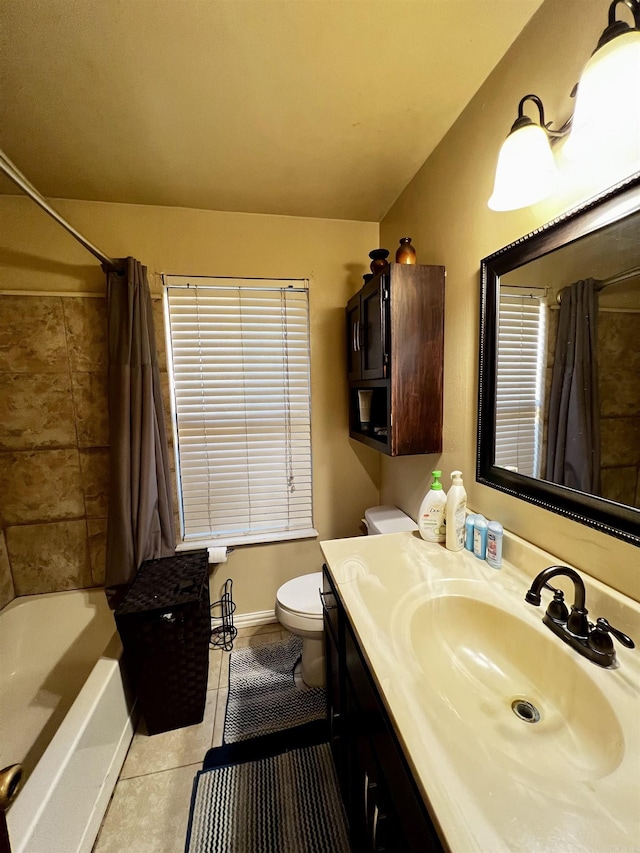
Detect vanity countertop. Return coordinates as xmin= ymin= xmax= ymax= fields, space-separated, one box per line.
xmin=320 ymin=529 xmax=640 ymax=853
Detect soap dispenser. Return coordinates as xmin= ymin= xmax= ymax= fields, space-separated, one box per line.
xmin=418 ymin=471 xmax=447 ymax=543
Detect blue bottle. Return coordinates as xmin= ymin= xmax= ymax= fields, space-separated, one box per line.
xmin=464 ymin=514 xmax=476 ymax=551
xmin=473 ymin=515 xmax=488 ymax=560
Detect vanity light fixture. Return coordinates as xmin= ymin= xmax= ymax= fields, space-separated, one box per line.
xmin=563 ymin=0 xmax=640 ymax=162
xmin=488 ymin=0 xmax=640 ymax=211
xmin=487 ymin=95 xmax=569 ymax=211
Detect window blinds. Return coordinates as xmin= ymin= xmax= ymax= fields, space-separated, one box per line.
xmin=164 ymin=278 xmax=315 ymax=545
xmin=495 ymin=288 xmax=547 ymax=478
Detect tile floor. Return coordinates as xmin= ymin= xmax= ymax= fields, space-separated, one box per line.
xmin=92 ymin=622 xmax=290 ymax=853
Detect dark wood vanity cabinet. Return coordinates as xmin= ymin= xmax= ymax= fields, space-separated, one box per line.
xmin=323 ymin=567 xmax=444 ymax=853
xmin=346 ymin=263 xmax=445 ymax=456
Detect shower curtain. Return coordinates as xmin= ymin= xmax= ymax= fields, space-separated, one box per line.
xmin=545 ymin=278 xmax=601 ymax=494
xmin=105 ymin=257 xmax=175 ymax=605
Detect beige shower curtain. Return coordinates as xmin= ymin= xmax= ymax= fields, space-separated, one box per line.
xmin=105 ymin=257 xmax=175 ymax=605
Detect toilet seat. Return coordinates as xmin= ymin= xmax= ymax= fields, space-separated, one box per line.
xmin=276 ymin=572 xmax=323 ymax=619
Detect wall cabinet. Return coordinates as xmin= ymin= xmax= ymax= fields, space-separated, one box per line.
xmin=322 ymin=567 xmax=444 ymax=853
xmin=346 ymin=263 xmax=445 ymax=456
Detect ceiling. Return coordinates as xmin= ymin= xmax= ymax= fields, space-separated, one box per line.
xmin=0 ymin=0 xmax=543 ymax=222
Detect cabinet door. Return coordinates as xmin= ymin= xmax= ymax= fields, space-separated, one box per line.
xmin=346 ymin=293 xmax=362 ymax=382
xmin=361 ymin=275 xmax=387 ymax=380
xmin=322 ymin=577 xmax=345 ymax=791
xmin=345 ymin=682 xmax=403 ymax=853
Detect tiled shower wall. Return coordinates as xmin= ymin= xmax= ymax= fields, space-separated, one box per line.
xmin=599 ymin=312 xmax=640 ymax=508
xmin=0 ymin=294 xmax=172 ymax=608
xmin=545 ymin=307 xmax=640 ymax=507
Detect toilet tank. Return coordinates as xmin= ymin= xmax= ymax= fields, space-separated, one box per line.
xmin=364 ymin=505 xmax=418 ymax=534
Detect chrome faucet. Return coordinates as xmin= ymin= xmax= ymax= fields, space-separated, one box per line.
xmin=525 ymin=565 xmax=635 ymax=669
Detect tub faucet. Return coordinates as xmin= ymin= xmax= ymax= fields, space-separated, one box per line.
xmin=525 ymin=565 xmax=635 ymax=669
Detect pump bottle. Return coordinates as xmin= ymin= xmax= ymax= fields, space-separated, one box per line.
xmin=418 ymin=471 xmax=447 ymax=543
xmin=445 ymin=470 xmax=467 ymax=551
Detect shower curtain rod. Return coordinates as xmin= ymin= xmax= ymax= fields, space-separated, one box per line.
xmin=0 ymin=148 xmax=123 ymax=274
xmin=595 ymin=264 xmax=640 ymax=291
xmin=556 ymin=265 xmax=640 ymax=303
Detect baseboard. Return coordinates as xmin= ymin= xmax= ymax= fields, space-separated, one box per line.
xmin=230 ymin=609 xmax=277 ymax=628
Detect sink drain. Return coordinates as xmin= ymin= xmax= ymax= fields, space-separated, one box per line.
xmin=511 ymin=699 xmax=541 ymax=724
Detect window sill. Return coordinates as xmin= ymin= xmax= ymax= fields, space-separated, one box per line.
xmin=175 ymin=528 xmax=319 ymax=551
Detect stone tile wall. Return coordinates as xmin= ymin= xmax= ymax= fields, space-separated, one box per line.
xmin=544 ymin=307 xmax=640 ymax=508
xmin=0 ymin=295 xmax=108 ymax=602
xmin=0 ymin=294 xmax=174 ymax=606
xmin=599 ymin=313 xmax=640 ymax=508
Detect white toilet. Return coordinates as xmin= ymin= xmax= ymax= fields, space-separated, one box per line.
xmin=275 ymin=571 xmax=325 ymax=688
xmin=275 ymin=506 xmax=417 ymax=689
xmin=363 ymin=504 xmax=419 ymax=535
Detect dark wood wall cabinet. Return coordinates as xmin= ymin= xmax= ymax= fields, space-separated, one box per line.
xmin=323 ymin=567 xmax=444 ymax=853
xmin=346 ymin=263 xmax=445 ymax=456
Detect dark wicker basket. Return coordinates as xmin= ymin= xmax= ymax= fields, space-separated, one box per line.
xmin=115 ymin=550 xmax=210 ymax=735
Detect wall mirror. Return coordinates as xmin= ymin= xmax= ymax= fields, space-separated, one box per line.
xmin=478 ymin=173 xmax=640 ymax=547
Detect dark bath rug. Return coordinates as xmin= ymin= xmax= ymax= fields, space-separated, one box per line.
xmin=223 ymin=633 xmax=326 ymax=744
xmin=185 ymin=742 xmax=350 ymax=853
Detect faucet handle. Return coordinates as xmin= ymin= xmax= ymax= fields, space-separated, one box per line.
xmin=588 ymin=617 xmax=635 ymax=655
xmin=546 ymin=589 xmax=569 ymax=623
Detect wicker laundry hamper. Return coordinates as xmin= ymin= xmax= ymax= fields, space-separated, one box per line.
xmin=115 ymin=550 xmax=210 ymax=735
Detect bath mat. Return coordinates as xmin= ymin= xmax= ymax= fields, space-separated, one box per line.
xmin=185 ymin=742 xmax=350 ymax=853
xmin=223 ymin=634 xmax=326 ymax=744
xmin=203 ymin=719 xmax=329 ymax=771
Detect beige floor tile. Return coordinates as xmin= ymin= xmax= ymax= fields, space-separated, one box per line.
xmin=93 ymin=762 xmax=199 ymax=853
xmin=119 ymin=690 xmax=216 ymax=779
xmin=212 ymin=687 xmax=228 ymax=749
xmin=218 ymin=653 xmax=230 ymax=689
xmin=207 ymin=647 xmax=224 ymax=690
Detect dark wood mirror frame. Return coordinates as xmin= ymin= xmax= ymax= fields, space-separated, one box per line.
xmin=478 ymin=172 xmax=640 ymax=548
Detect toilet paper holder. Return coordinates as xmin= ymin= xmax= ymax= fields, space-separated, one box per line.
xmin=207 ymin=545 xmax=235 ymax=564
xmin=210 ymin=577 xmax=237 ymax=651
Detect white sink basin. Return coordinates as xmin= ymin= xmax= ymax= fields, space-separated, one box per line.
xmin=407 ymin=588 xmax=625 ymax=781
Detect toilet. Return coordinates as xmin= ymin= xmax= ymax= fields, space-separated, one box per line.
xmin=363 ymin=504 xmax=418 ymax=535
xmin=275 ymin=571 xmax=325 ymax=688
xmin=275 ymin=506 xmax=416 ymax=689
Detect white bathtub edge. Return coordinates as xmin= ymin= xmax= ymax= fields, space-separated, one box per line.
xmin=7 ymin=635 xmax=135 ymax=853
xmin=77 ymin=695 xmax=136 ymax=853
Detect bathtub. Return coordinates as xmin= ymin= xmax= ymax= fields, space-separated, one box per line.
xmin=1 ymin=589 xmax=135 ymax=853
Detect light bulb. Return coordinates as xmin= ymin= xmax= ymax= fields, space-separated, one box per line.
xmin=564 ymin=29 xmax=640 ymax=167
xmin=488 ymin=122 xmax=558 ymax=211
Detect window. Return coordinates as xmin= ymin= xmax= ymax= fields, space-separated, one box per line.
xmin=495 ymin=287 xmax=547 ymax=478
xmin=164 ymin=277 xmax=316 ymax=546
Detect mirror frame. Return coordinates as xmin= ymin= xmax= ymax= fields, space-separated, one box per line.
xmin=478 ymin=172 xmax=640 ymax=548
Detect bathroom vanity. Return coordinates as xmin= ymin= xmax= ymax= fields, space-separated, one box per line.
xmin=346 ymin=264 xmax=445 ymax=456
xmin=322 ymin=566 xmax=442 ymax=852
xmin=320 ymin=530 xmax=640 ymax=852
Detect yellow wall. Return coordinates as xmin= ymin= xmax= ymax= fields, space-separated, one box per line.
xmin=0 ymin=197 xmax=381 ymax=613
xmin=380 ymin=0 xmax=640 ymax=601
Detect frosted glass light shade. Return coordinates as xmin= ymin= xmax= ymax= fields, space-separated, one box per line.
xmin=488 ymin=123 xmax=558 ymax=211
xmin=564 ymin=29 xmax=640 ymax=165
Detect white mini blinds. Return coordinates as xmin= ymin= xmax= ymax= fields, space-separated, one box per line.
xmin=164 ymin=277 xmax=316 ymax=546
xmin=495 ymin=287 xmax=547 ymax=479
